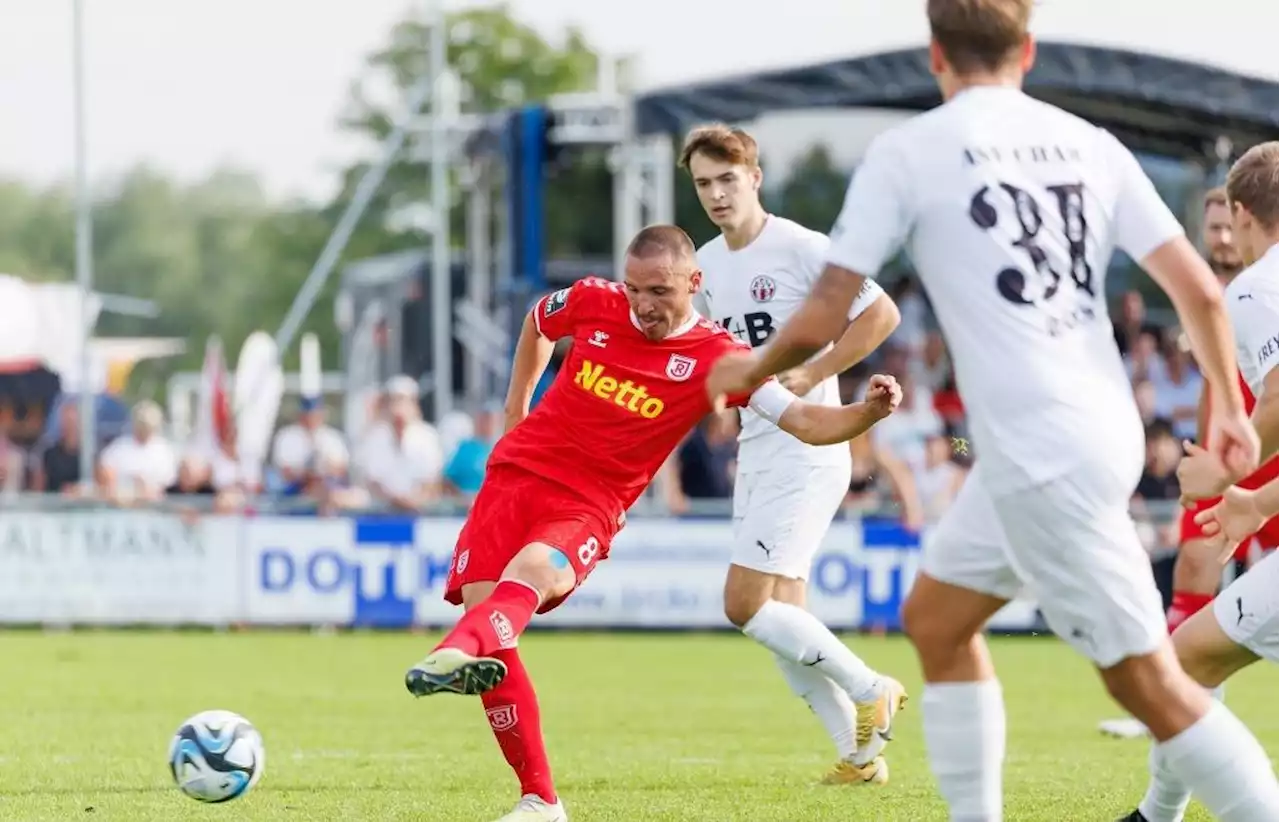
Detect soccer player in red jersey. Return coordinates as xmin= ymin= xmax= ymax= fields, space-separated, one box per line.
xmin=403 ymin=224 xmax=903 ymax=822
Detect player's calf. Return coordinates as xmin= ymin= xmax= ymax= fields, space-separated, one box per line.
xmin=1170 ymin=600 xmax=1262 ymax=688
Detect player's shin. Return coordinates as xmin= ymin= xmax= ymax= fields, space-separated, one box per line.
xmin=1139 ymin=745 xmax=1192 ymax=822
xmin=742 ymin=600 xmax=880 ymax=702
xmin=438 ymin=580 xmax=542 ymax=657
xmin=482 ymin=648 xmax=559 ymax=806
xmin=921 ymin=679 xmax=1006 ymax=821
xmin=773 ymin=655 xmax=857 ymax=760
xmin=1154 ymin=701 xmax=1279 ymax=822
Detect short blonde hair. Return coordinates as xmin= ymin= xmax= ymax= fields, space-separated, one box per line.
xmin=1226 ymin=142 xmax=1279 ymax=230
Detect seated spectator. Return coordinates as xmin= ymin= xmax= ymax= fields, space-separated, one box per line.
xmin=270 ymin=397 xmax=349 ymax=495
xmin=662 ymin=410 xmax=739 ymax=513
xmin=1150 ymin=334 xmax=1202 ymax=440
xmin=28 ymin=400 xmax=85 ymax=495
xmin=1125 ymin=329 xmax=1166 ymax=385
xmin=867 ymin=370 xmax=942 ymax=473
xmin=1112 ymin=290 xmax=1163 ymax=358
xmin=1132 ymin=419 xmax=1183 ymax=555
xmin=97 ymin=400 xmax=177 ymax=505
xmin=177 ymin=423 xmax=260 ymax=513
xmin=1133 ymin=379 xmax=1159 ymax=426
xmin=444 ymin=405 xmax=501 ymax=498
xmin=912 ymin=331 xmax=952 ymax=393
xmin=357 ymin=376 xmax=443 ymax=512
xmin=913 ymin=433 xmax=967 ymax=523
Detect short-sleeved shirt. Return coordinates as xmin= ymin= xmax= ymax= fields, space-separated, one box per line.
xmin=698 ymin=215 xmax=885 ymax=470
xmin=488 ymin=277 xmax=797 ymax=519
xmin=826 ymin=86 xmax=1183 ymax=494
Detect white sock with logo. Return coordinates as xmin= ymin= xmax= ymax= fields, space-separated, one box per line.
xmin=741 ymin=599 xmax=880 ymax=703
xmin=774 ymin=655 xmax=857 ymax=760
xmin=921 ymin=680 xmax=1005 ymax=821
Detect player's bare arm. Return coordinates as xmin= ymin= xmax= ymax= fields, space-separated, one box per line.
xmin=771 ymin=374 xmax=903 ymax=446
xmin=706 ymin=265 xmax=872 ymax=402
xmin=763 ymin=265 xmax=871 ymax=381
xmin=1194 ymin=478 xmax=1280 ymax=561
xmin=780 ymin=292 xmax=900 ymax=395
xmin=502 ymin=312 xmax=557 ymax=433
xmin=1252 ymin=366 xmax=1279 ymax=460
xmin=1141 ymin=236 xmax=1259 ymax=479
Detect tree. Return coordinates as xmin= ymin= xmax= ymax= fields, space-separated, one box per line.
xmin=775 ymin=143 xmax=849 ymax=234
xmin=336 ymin=5 xmax=606 ymax=260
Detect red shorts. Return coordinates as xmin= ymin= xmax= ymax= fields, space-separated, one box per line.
xmin=1179 ymin=498 xmax=1279 ymax=560
xmin=444 ymin=464 xmax=621 ymax=613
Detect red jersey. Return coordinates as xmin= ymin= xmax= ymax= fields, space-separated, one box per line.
xmin=488 ymin=277 xmax=757 ymax=519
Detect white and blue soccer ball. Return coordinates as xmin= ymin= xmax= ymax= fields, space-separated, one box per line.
xmin=169 ymin=709 xmax=265 ymax=803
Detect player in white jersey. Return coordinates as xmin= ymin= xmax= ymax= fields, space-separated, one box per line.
xmin=1122 ymin=142 xmax=1280 ymax=822
xmin=678 ymin=124 xmax=907 ymax=785
xmin=708 ymin=2 xmax=1279 ymax=820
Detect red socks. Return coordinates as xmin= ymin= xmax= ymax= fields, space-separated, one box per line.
xmin=436 ymin=580 xmax=541 ymax=657
xmin=481 ymin=647 xmax=557 ymax=804
xmin=435 ymin=581 xmax=555 ymax=803
xmin=1167 ymin=591 xmax=1214 ymax=634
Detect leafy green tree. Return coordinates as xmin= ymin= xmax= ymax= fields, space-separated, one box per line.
xmin=775 ymin=142 xmax=849 ymax=233
xmin=336 ymin=4 xmax=604 ymax=260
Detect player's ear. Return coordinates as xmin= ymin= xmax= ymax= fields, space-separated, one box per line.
xmin=751 ymin=165 xmax=763 ymax=192
xmin=689 ymin=269 xmax=703 ymax=293
xmin=1020 ymin=36 xmax=1036 ymax=73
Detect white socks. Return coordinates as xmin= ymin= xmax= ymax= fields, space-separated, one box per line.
xmin=774 ymin=656 xmax=858 ymax=760
xmin=1154 ymin=700 xmax=1279 ymax=822
xmin=742 ymin=599 xmax=880 ymax=703
xmin=1138 ymin=684 xmax=1226 ymax=822
xmin=922 ymin=680 xmax=1006 ymax=822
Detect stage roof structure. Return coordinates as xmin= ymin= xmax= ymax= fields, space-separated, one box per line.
xmin=635 ymin=41 xmax=1278 ymax=161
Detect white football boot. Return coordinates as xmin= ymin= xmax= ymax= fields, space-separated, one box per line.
xmin=493 ymin=794 xmax=568 ymax=821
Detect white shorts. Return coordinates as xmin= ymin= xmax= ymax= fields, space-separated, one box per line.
xmin=730 ymin=462 xmax=850 ymax=580
xmin=922 ymin=462 xmax=1166 ymax=668
xmin=1212 ymin=549 xmax=1279 ymax=663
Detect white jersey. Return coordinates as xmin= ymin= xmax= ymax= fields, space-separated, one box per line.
xmin=827 ymin=86 xmax=1183 ymax=495
xmin=1224 ymin=242 xmax=1280 ymax=397
xmin=698 ymin=215 xmax=885 ymax=469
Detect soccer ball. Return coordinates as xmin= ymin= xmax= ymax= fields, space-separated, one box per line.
xmin=168 ymin=710 xmax=265 ymax=802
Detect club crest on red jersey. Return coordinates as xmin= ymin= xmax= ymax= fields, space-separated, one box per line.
xmin=666 ymin=354 xmax=697 ymax=381
xmin=749 ymin=275 xmax=776 ymax=303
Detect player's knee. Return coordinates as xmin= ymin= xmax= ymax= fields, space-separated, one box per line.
xmin=1173 ymin=540 xmax=1222 ymax=591
xmin=722 ymin=566 xmax=774 ymax=628
xmin=503 ymin=545 xmax=577 ymax=602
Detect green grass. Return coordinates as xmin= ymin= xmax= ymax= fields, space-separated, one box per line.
xmin=0 ymin=631 xmax=1274 ymax=821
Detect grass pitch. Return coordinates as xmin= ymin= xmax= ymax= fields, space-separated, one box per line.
xmin=0 ymin=630 xmax=1274 ymax=821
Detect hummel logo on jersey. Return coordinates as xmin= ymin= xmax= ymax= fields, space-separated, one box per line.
xmin=574 ymin=360 xmax=666 ymax=418
xmin=588 ymin=330 xmax=609 ymax=348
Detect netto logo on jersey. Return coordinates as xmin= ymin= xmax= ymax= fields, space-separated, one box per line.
xmin=574 ymin=360 xmax=666 ymax=418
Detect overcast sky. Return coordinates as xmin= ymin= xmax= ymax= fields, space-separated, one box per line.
xmin=0 ymin=0 xmax=1274 ymax=201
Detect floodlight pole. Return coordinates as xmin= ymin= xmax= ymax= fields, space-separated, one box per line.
xmin=72 ymin=0 xmax=97 ymax=488
xmin=427 ymin=0 xmax=454 ymax=419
